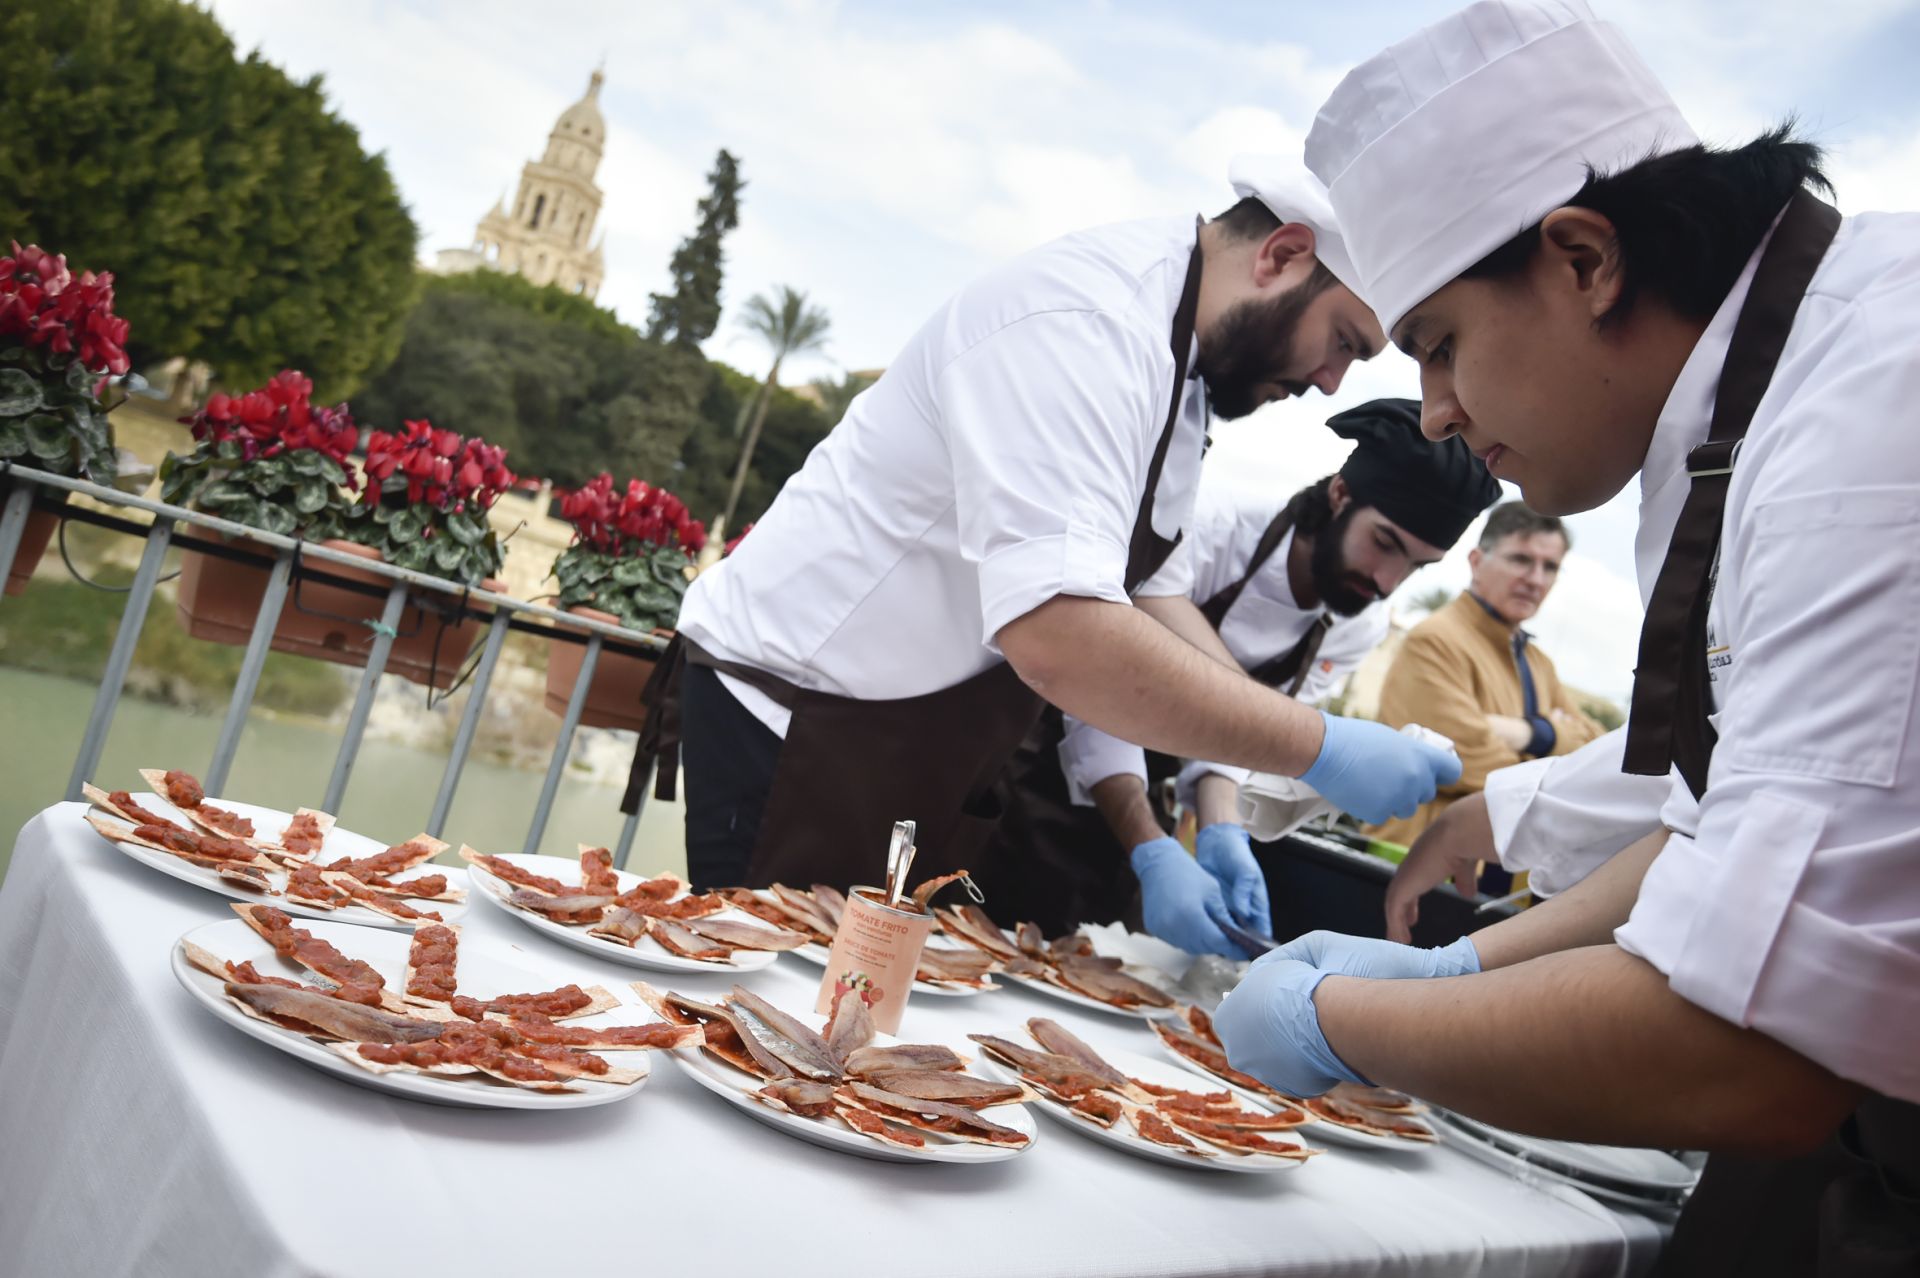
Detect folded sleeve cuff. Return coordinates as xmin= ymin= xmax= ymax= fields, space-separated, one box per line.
xmin=978 ymin=519 xmax=1132 ymax=651
xmin=1058 ymin=718 xmax=1149 ymax=807
xmin=1175 ymin=761 xmax=1250 ymax=811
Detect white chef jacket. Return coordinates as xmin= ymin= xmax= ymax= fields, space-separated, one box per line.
xmin=1514 ymin=207 xmax=1920 ymax=1104
xmin=1056 ymin=479 xmax=1391 ymax=806
xmin=1485 ymin=729 xmax=1668 ymax=897
xmin=677 ymin=217 xmax=1212 ymax=737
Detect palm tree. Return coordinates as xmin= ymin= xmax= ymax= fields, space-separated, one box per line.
xmin=1405 ymin=585 xmax=1455 ymax=616
xmin=719 ymin=285 xmax=830 ymax=535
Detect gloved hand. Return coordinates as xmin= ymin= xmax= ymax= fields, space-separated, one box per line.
xmin=1213 ymin=955 xmax=1368 ymax=1097
xmin=1195 ymin=823 xmax=1270 ymax=935
xmin=1300 ymin=712 xmax=1463 ymax=825
xmin=1130 ymin=837 xmax=1247 ymax=959
xmin=1269 ymin=929 xmax=1481 ymax=981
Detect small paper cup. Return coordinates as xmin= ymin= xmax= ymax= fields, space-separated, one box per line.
xmin=814 ymin=886 xmax=935 ymax=1035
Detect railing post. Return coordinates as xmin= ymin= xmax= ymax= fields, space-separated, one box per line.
xmin=64 ymin=518 xmax=174 ymax=800
xmin=613 ymin=755 xmax=652 ymax=873
xmin=321 ymin=579 xmax=409 ymax=814
xmin=425 ymin=607 xmax=512 ymax=839
xmin=204 ymin=549 xmax=293 ymax=796
xmin=0 ymin=482 xmax=35 ymax=601
xmin=523 ymin=632 xmax=600 ymax=855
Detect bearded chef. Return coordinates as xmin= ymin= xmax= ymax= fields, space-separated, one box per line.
xmin=626 ymin=169 xmax=1463 ymax=923
xmin=977 ymin=394 xmax=1499 ymax=950
xmin=1213 ymin=5 xmax=1920 ymax=1273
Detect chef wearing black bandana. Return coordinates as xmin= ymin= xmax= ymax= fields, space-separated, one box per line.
xmin=974 ymin=398 xmax=1501 ymax=950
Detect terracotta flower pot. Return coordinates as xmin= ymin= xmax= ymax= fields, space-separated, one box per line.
xmin=544 ymin=605 xmax=664 ymax=732
xmin=176 ymin=535 xmax=505 ymax=690
xmin=3 ymin=491 xmax=65 ymax=597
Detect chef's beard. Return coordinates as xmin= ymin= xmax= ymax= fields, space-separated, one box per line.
xmin=1197 ymin=271 xmax=1337 ymax=420
xmin=1308 ymin=504 xmax=1380 ymax=617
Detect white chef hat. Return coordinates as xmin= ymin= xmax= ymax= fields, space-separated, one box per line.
xmin=1226 ymin=156 xmax=1361 ymax=302
xmin=1305 ymin=0 xmax=1698 ymax=336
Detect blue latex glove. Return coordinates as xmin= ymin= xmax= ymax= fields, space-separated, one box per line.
xmin=1268 ymin=929 xmax=1481 ymax=980
xmin=1130 ymin=837 xmax=1247 ymax=959
xmin=1195 ymin=823 xmax=1270 ymax=935
xmin=1213 ymin=955 xmax=1368 ymax=1097
xmin=1301 ymin=712 xmax=1463 ymax=825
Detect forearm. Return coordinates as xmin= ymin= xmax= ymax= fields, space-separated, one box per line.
xmin=999 ymin=595 xmax=1323 ymax=777
xmin=1468 ymin=827 xmax=1667 ymax=969
xmin=1194 ymin=772 xmax=1240 ymax=828
xmin=1133 ymin=593 xmax=1240 ymax=671
xmin=1315 ymin=944 xmax=1861 ymax=1156
xmin=1090 ymin=774 xmax=1165 ymax=852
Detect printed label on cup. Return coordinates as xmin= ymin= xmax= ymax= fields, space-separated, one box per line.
xmin=815 ymin=886 xmax=934 ymax=1035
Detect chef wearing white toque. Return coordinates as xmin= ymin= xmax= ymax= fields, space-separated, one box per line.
xmin=1212 ymin=4 xmax=1920 ymax=1272
xmin=629 ymin=164 xmax=1467 ymax=949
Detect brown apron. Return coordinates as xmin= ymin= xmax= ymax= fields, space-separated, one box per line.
xmin=973 ymin=500 xmax=1330 ymax=933
xmin=1619 ymin=190 xmax=1920 ymax=1276
xmin=628 ymin=225 xmax=1206 ymax=893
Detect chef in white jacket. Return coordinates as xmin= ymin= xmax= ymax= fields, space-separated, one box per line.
xmin=978 ymin=397 xmax=1497 ymax=949
xmin=1213 ymin=4 xmax=1920 ymax=1272
xmin=628 ymin=166 xmax=1465 ymax=920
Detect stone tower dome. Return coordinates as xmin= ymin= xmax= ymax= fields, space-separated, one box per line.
xmin=463 ymin=68 xmax=608 ymax=298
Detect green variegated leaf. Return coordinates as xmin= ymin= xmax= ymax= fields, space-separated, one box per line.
xmin=317 ymin=457 xmax=347 ymax=485
xmin=24 ymin=413 xmax=71 ymax=463
xmin=254 ymin=502 xmax=298 ymax=536
xmin=293 ymin=476 xmax=330 ymax=514
xmin=0 ymin=417 xmax=27 ymax=457
xmin=64 ymin=359 xmax=96 ymax=393
xmin=199 ymin=479 xmax=250 ymax=508
xmin=0 ymin=369 xmax=45 ymax=417
xmin=391 ymin=540 xmax=432 ymax=572
xmin=445 ymin=512 xmax=484 ymax=546
xmin=246 ymin=458 xmax=289 ymax=495
xmin=216 ymin=438 xmax=244 ymax=463
xmin=432 ymin=536 xmax=467 ymax=572
xmin=611 ymin=558 xmax=650 ymax=586
xmin=286 ymin=449 xmax=324 ymax=476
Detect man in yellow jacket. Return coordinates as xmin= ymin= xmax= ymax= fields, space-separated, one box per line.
xmin=1371 ymin=502 xmax=1604 ymax=849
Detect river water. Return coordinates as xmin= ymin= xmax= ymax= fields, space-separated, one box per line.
xmin=0 ymin=665 xmax=687 ymax=884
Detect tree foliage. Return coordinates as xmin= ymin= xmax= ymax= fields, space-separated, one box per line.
xmin=0 ymin=0 xmax=417 ymax=396
xmin=646 ymin=150 xmax=744 ymax=350
xmin=355 ymin=273 xmax=827 ymax=525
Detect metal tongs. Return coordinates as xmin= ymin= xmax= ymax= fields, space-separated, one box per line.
xmin=882 ymin=819 xmax=919 ymax=909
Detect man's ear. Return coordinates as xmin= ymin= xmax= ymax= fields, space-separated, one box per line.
xmin=1254 ymin=221 xmax=1321 ymax=288
xmin=1537 ymin=206 xmax=1625 ymax=320
xmin=1466 ymin=546 xmax=1483 ymax=573
xmin=1326 ymin=472 xmax=1352 ymax=517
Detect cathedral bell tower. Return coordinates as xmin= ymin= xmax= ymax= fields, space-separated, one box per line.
xmin=463 ymin=68 xmax=608 ymax=298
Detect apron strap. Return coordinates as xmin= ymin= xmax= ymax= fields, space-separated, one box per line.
xmin=1125 ymin=221 xmax=1208 ymax=592
xmin=1198 ymin=500 xmax=1297 ymax=629
xmin=1623 ymin=191 xmax=1841 ymax=797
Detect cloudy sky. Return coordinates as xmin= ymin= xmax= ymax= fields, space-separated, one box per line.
xmin=206 ymin=0 xmax=1920 ymax=701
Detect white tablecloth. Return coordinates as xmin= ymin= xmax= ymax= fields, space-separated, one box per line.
xmin=0 ymin=804 xmax=1666 ymax=1278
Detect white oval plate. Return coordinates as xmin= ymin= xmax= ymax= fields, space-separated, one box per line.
xmin=781 ymin=940 xmax=1001 ymax=999
xmin=94 ymin=793 xmax=464 ymax=930
xmin=466 ymin=853 xmax=779 ymax=974
xmin=668 ymin=1008 xmax=1037 ymax=1165
xmin=1437 ymin=1109 xmax=1694 ymax=1196
xmin=172 ymin=916 xmax=650 ymax=1110
xmin=973 ymin=1040 xmax=1310 ymax=1175
xmin=996 ymin=967 xmax=1176 ymax=1020
xmin=1144 ymin=1029 xmax=1437 ymax=1149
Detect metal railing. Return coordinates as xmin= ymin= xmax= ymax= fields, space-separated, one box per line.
xmin=0 ymin=463 xmax=669 ymax=869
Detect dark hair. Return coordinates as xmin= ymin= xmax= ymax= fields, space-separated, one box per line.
xmin=1211 ymin=197 xmax=1343 ymax=297
xmin=1287 ymin=475 xmax=1339 ymax=536
xmin=1212 ymin=195 xmax=1282 ymax=241
xmin=1461 ymin=123 xmax=1831 ymax=328
xmin=1478 ymin=501 xmax=1569 ymax=552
